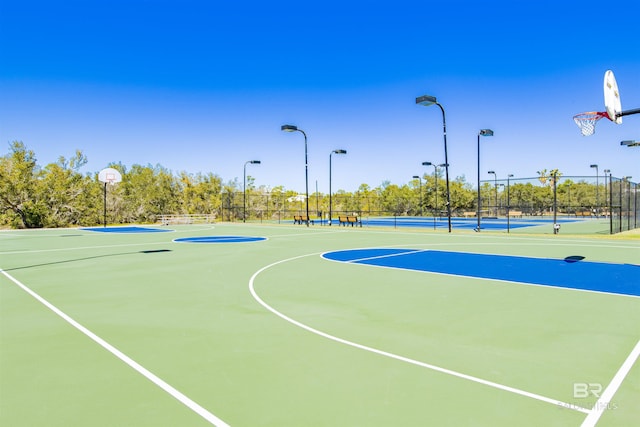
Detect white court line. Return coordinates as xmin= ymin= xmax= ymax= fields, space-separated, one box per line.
xmin=249 ymin=253 xmax=590 ymax=415
xmin=337 ymin=248 xmax=427 ymax=264
xmin=580 ymin=339 xmax=640 ymax=427
xmin=0 ymin=268 xmax=230 ymax=427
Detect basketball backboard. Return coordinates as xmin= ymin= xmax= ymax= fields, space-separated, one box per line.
xmin=98 ymin=167 xmax=122 ymax=184
xmin=603 ymin=70 xmax=622 ymax=124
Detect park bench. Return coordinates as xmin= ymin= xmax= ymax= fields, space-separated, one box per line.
xmin=293 ymin=215 xmax=313 ymax=225
xmin=508 ymin=210 xmax=523 ymax=218
xmin=575 ymin=211 xmax=592 ymax=217
xmin=338 ymin=215 xmax=362 ymax=227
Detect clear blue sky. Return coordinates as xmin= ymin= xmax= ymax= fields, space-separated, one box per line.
xmin=1 ymin=0 xmax=638 ymax=193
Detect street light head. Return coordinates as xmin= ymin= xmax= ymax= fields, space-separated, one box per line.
xmin=333 ymin=149 xmax=347 ymax=154
xmin=422 ymin=161 xmax=432 ymax=166
xmin=251 ymin=160 xmax=261 ymax=164
xmin=412 ymin=175 xmax=420 ymax=179
xmin=488 ymin=170 xmax=495 ymax=174
xmin=508 ymin=174 xmax=514 ymax=178
xmin=438 ymin=163 xmax=448 ymax=167
xmin=621 ymin=140 xmax=640 ymax=147
xmin=416 ymin=94 xmax=437 ymax=106
xmin=479 ymin=129 xmax=494 ymax=137
xmin=590 ymin=164 xmax=598 ymax=168
xmin=281 ymin=124 xmax=298 ymax=132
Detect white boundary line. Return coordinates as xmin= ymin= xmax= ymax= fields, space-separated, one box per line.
xmin=580 ymin=339 xmax=640 ymax=427
xmin=0 ymin=268 xmax=230 ymax=427
xmin=172 ymin=236 xmax=268 ymax=244
xmin=248 ymin=253 xmax=590 ymax=414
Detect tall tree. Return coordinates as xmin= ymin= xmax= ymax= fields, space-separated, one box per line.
xmin=0 ymin=141 xmax=45 ymax=228
xmin=40 ymin=151 xmax=97 ymax=227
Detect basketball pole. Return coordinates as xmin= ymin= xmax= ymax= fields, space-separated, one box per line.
xmin=103 ymin=182 xmax=107 ymax=227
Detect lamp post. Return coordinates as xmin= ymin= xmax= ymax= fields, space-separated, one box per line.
xmin=488 ymin=170 xmax=497 ymax=217
xmin=243 ymin=160 xmax=261 ymax=223
xmin=590 ymin=164 xmax=599 ymax=217
xmin=315 ymin=180 xmax=319 ymax=219
xmin=604 ymin=169 xmax=610 ymax=216
xmin=506 ymin=174 xmax=513 ymax=233
xmin=281 ymin=124 xmax=309 ymax=226
xmin=552 ymin=170 xmax=559 ymax=233
xmin=437 ymin=163 xmax=447 ymax=217
xmin=416 ymin=94 xmax=452 ymax=232
xmin=412 ymin=175 xmax=423 ymax=216
xmin=477 ymin=129 xmax=494 ymax=231
xmin=623 ymin=176 xmax=633 ymax=231
xmin=422 ymin=161 xmax=439 ymax=229
xmin=329 ymin=149 xmax=347 ymax=226
xmin=621 ymin=140 xmax=640 ymax=147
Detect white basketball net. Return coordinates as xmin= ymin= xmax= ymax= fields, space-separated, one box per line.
xmin=573 ymin=112 xmax=607 ymax=136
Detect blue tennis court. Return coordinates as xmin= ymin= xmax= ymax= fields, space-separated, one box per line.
xmin=364 ymin=216 xmax=580 ymax=230
xmin=323 ymin=248 xmax=639 ymax=297
xmin=310 ymin=216 xmax=581 ymax=231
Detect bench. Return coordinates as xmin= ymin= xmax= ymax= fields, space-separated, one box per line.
xmin=293 ymin=215 xmax=313 ymax=225
xmin=463 ymin=211 xmax=476 ymax=218
xmin=338 ymin=215 xmax=362 ymax=227
xmin=575 ymin=211 xmax=592 ymax=217
xmin=508 ymin=210 xmax=523 ymax=218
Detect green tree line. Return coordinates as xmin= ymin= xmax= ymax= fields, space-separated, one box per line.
xmin=1 ymin=141 xmax=608 ymax=228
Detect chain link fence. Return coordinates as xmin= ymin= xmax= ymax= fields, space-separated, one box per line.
xmin=216 ymin=175 xmax=638 ymax=234
xmin=610 ymin=177 xmax=639 ymax=233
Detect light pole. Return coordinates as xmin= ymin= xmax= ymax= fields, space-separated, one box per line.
xmin=244 ymin=160 xmax=261 ymax=223
xmin=329 ymin=149 xmax=347 ymax=225
xmin=416 ymin=94 xmax=452 ymax=232
xmin=590 ymin=164 xmax=599 ymax=217
xmin=623 ymin=177 xmax=633 ymax=231
xmin=477 ymin=129 xmax=494 ymax=231
xmin=412 ymin=175 xmax=423 ymax=216
xmin=422 ymin=161 xmax=439 ymax=229
xmin=507 ymin=174 xmax=513 ymax=233
xmin=281 ymin=124 xmax=309 ymax=226
xmin=488 ymin=171 xmax=497 ymax=217
xmin=552 ymin=170 xmax=559 ymax=233
xmin=437 ymin=163 xmax=447 ymax=217
xmin=604 ymin=168 xmax=610 ymax=216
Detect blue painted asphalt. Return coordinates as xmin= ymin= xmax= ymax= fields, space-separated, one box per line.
xmin=323 ymin=249 xmax=639 ymax=297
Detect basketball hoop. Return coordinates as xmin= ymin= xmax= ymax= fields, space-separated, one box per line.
xmin=98 ymin=167 xmax=123 ymax=227
xmin=98 ymin=167 xmax=122 ymax=185
xmin=105 ymin=173 xmax=117 ymax=185
xmin=573 ymin=111 xmax=610 ymax=136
